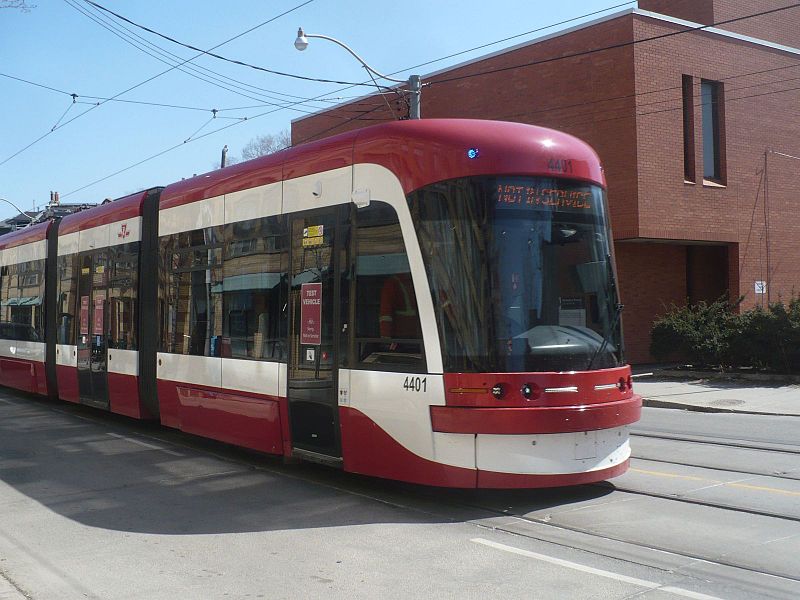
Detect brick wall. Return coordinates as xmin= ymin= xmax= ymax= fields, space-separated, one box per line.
xmin=638 ymin=0 xmax=800 ymax=48
xmin=615 ymin=242 xmax=687 ymax=363
xmin=293 ymin=9 xmax=800 ymax=362
xmin=632 ymin=12 xmax=800 ymax=317
xmin=292 ymin=15 xmax=641 ymax=238
xmin=638 ymin=0 xmax=715 ymax=24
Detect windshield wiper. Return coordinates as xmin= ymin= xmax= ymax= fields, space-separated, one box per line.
xmin=586 ymin=254 xmax=623 ymax=370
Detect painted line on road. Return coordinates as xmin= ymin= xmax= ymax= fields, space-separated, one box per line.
xmin=631 ymin=468 xmax=800 ymax=497
xmin=106 ymin=433 xmax=184 ymax=456
xmin=471 ymin=538 xmax=722 ymax=600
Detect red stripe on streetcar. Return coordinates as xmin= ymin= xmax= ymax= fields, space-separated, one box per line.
xmin=430 ymin=396 xmax=641 ymax=434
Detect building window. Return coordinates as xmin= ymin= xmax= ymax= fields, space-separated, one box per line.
xmin=701 ymin=80 xmax=724 ymax=182
xmin=682 ymin=75 xmax=695 ymax=182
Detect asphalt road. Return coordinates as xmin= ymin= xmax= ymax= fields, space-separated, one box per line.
xmin=0 ymin=392 xmax=798 ymax=599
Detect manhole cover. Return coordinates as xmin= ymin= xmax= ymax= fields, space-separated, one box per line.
xmin=709 ymin=398 xmax=746 ymax=407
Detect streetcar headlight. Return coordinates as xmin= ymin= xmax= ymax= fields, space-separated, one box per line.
xmin=520 ymin=383 xmax=533 ymax=399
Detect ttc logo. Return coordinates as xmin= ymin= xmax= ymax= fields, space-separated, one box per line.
xmin=118 ymin=223 xmax=130 ymax=239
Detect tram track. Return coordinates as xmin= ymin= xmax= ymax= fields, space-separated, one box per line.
xmin=99 ymin=418 xmax=800 ymax=584
xmin=592 ymin=480 xmax=800 ymax=523
xmin=465 ymin=500 xmax=800 ymax=586
xmin=13 ymin=394 xmax=800 ymax=592
xmin=628 ymin=454 xmax=800 ymax=480
xmin=631 ymin=430 xmax=800 ymax=455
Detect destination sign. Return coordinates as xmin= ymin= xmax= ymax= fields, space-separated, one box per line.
xmin=495 ymin=182 xmax=593 ymax=211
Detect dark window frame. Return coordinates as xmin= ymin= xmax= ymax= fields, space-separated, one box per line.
xmin=701 ymin=79 xmax=726 ymax=183
xmin=682 ymin=74 xmax=696 ymax=182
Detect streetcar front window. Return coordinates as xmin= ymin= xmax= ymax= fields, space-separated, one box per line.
xmin=409 ymin=176 xmax=622 ymax=373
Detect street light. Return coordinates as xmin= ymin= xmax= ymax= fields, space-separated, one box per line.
xmin=294 ymin=27 xmax=421 ymax=119
xmin=0 ymin=198 xmax=34 ymax=227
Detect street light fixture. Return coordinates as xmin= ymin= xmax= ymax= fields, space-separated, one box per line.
xmin=294 ymin=27 xmax=421 ymax=119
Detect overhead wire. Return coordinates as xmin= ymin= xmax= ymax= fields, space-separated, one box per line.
xmin=66 ymin=0 xmax=357 ymax=111
xmin=0 ymin=0 xmax=655 ymax=170
xmin=385 ymin=0 xmax=638 ymax=78
xmin=60 ymin=97 xmax=388 ymax=199
xmin=0 ymin=0 xmax=323 ymax=167
xmin=46 ymin=2 xmax=800 ymax=197
xmin=282 ymin=2 xmax=800 ymax=128
xmin=428 ymin=2 xmax=800 ymax=86
xmin=62 ymin=0 xmax=334 ymax=113
xmin=80 ymin=0 xmax=386 ymax=88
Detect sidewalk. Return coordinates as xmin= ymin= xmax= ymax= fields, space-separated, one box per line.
xmin=634 ymin=377 xmax=800 ymax=416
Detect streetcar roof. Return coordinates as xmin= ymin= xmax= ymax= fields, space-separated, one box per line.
xmin=160 ymin=119 xmax=605 ymax=210
xmin=0 ymin=220 xmax=50 ymax=250
xmin=58 ymin=190 xmax=152 ymax=236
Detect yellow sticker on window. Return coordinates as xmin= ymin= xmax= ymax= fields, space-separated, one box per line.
xmin=303 ymin=225 xmax=324 ymax=238
xmin=302 ymin=236 xmax=324 ymax=248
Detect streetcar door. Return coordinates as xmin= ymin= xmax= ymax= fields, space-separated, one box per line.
xmin=76 ymin=251 xmax=110 ymax=409
xmin=287 ymin=209 xmax=343 ymax=462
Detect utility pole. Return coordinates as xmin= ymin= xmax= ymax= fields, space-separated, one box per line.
xmin=764 ymin=149 xmax=771 ymax=304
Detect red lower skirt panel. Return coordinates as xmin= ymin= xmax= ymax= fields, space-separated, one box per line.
xmin=430 ymin=396 xmax=642 ymax=435
xmin=56 ymin=364 xmax=80 ymax=403
xmin=340 ymin=406 xmax=630 ymax=489
xmin=339 ymin=406 xmax=477 ymax=487
xmin=0 ymin=358 xmax=46 ymax=395
xmin=108 ymin=372 xmax=151 ymax=419
xmin=157 ymin=379 xmax=284 ymax=455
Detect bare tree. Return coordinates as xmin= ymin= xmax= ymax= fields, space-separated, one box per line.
xmin=1 ymin=1 xmax=37 ymax=11
xmin=240 ymin=130 xmax=291 ymax=160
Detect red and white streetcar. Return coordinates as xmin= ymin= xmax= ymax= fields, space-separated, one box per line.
xmin=0 ymin=119 xmax=641 ymax=488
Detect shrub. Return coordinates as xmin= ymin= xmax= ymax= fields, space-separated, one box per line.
xmin=650 ymin=299 xmax=737 ymax=366
xmin=650 ymin=297 xmax=800 ymax=373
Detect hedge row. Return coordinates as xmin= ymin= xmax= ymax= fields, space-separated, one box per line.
xmin=650 ymin=298 xmax=800 ymax=373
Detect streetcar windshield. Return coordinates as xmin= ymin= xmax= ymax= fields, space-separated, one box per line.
xmin=408 ymin=176 xmax=622 ymax=373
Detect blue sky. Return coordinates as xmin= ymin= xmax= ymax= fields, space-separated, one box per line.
xmin=0 ymin=0 xmax=635 ymax=219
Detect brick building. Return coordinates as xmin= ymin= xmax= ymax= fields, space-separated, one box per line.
xmin=291 ymin=0 xmax=800 ymax=363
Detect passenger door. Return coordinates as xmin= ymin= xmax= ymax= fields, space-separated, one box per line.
xmin=286 ymin=208 xmax=344 ymax=462
xmin=76 ymin=251 xmax=109 ymax=409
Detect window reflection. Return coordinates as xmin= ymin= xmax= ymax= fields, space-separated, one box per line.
xmin=108 ymin=243 xmax=139 ymax=350
xmin=158 ymin=217 xmax=288 ymax=361
xmin=0 ymin=258 xmax=45 ymax=342
xmin=409 ymin=177 xmax=621 ymax=373
xmin=353 ymin=202 xmax=424 ymax=370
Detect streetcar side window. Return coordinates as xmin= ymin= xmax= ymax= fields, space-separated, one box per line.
xmin=0 ymin=258 xmax=45 ymax=342
xmin=56 ymin=254 xmax=79 ymax=345
xmin=108 ymin=242 xmax=139 ymax=350
xmin=158 ymin=227 xmax=224 ymax=357
xmin=221 ymin=216 xmax=288 ymax=361
xmin=353 ymin=201 xmax=425 ymax=371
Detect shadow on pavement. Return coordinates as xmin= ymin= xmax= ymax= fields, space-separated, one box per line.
xmin=0 ymin=392 xmax=614 ymax=536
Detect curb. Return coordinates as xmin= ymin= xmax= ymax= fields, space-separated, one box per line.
xmin=642 ymin=398 xmax=800 ymax=418
xmin=653 ymin=369 xmax=800 ymax=384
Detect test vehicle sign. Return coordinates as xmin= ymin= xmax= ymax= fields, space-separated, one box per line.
xmin=300 ymin=283 xmax=322 ymax=345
